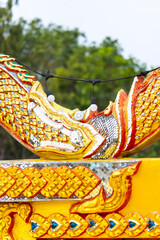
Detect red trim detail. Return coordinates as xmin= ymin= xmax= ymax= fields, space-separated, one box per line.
xmin=112 ymin=90 xmax=127 ymax=158
xmin=124 ymin=76 xmax=144 ymax=151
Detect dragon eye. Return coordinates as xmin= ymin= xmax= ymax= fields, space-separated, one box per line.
xmin=50 ymin=219 xmax=61 ymax=231
xmin=30 ymin=220 xmax=40 ymax=232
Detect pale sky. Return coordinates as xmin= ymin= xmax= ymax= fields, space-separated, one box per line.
xmin=11 ymin=0 xmax=160 ymax=68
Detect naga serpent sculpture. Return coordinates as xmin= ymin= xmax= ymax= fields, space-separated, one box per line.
xmin=0 ymin=54 xmax=160 ymax=160
xmin=0 ymin=54 xmax=160 ymax=239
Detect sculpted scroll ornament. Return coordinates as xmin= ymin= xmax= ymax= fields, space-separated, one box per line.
xmin=0 ymin=164 xmax=101 ymax=199
xmin=0 ymin=203 xmax=32 ymax=240
xmin=70 ymin=162 xmax=140 ymax=214
xmin=0 ymin=161 xmax=141 ymax=239
xmin=1 ymin=204 xmax=160 ymax=239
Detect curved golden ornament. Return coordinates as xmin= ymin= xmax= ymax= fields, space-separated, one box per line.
xmin=16 ymin=203 xmax=32 ymax=222
xmin=56 ymin=166 xmax=82 ymax=198
xmin=1 ymin=215 xmax=13 ymax=240
xmin=29 ymin=213 xmax=51 ymax=238
xmin=0 ymin=164 xmax=103 ymax=199
xmin=0 ymin=203 xmax=31 ymax=240
xmin=40 ymin=167 xmax=66 ymax=197
xmin=1 ymin=202 xmax=160 ymax=239
xmin=47 ymin=213 xmax=69 ymax=238
xmin=72 ymin=166 xmax=101 ymax=198
xmin=67 ymin=214 xmax=88 ymax=237
xmin=70 ymin=161 xmax=140 ymax=214
xmin=145 ymin=212 xmax=160 ymax=237
xmin=105 ymin=213 xmax=128 ymax=237
xmin=86 ymin=214 xmax=108 ymax=237
xmin=0 ymin=167 xmax=15 ymax=197
xmin=6 ymin=167 xmax=31 ymax=198
xmin=125 ymin=212 xmax=148 ymax=237
xmin=23 ymin=167 xmax=47 ymax=198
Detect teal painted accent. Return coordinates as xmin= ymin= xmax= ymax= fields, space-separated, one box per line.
xmin=129 ymin=221 xmax=136 ymax=228
xmin=89 ymin=219 xmax=96 ymax=228
xmin=12 ymin=61 xmax=19 ymax=65
xmin=148 ymin=219 xmax=155 ymax=229
xmin=70 ymin=221 xmax=78 ymax=229
xmin=31 ymin=222 xmax=38 ymax=231
xmin=51 ymin=221 xmax=58 ymax=229
xmin=109 ymin=220 xmax=116 ymax=229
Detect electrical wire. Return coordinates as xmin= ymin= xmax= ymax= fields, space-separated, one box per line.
xmin=15 ymin=58 xmax=160 ymax=86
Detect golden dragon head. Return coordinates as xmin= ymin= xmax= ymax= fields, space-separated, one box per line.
xmin=0 ymin=54 xmax=160 ymax=160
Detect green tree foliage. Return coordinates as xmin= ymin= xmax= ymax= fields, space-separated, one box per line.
xmin=0 ymin=0 xmax=159 ymax=159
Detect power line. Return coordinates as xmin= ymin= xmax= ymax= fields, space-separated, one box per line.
xmin=15 ymin=58 xmax=160 ymax=85
xmin=15 ymin=58 xmax=160 ymax=105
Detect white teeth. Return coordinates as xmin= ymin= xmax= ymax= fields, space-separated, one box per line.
xmin=33 ymin=105 xmax=64 ymax=131
xmin=61 ymin=128 xmax=71 ymax=136
xmin=70 ymin=130 xmax=84 ymax=147
xmin=40 ymin=141 xmax=75 ymax=151
xmin=28 ymin=102 xmax=36 ymax=113
xmin=29 ymin=90 xmax=105 ymax=155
